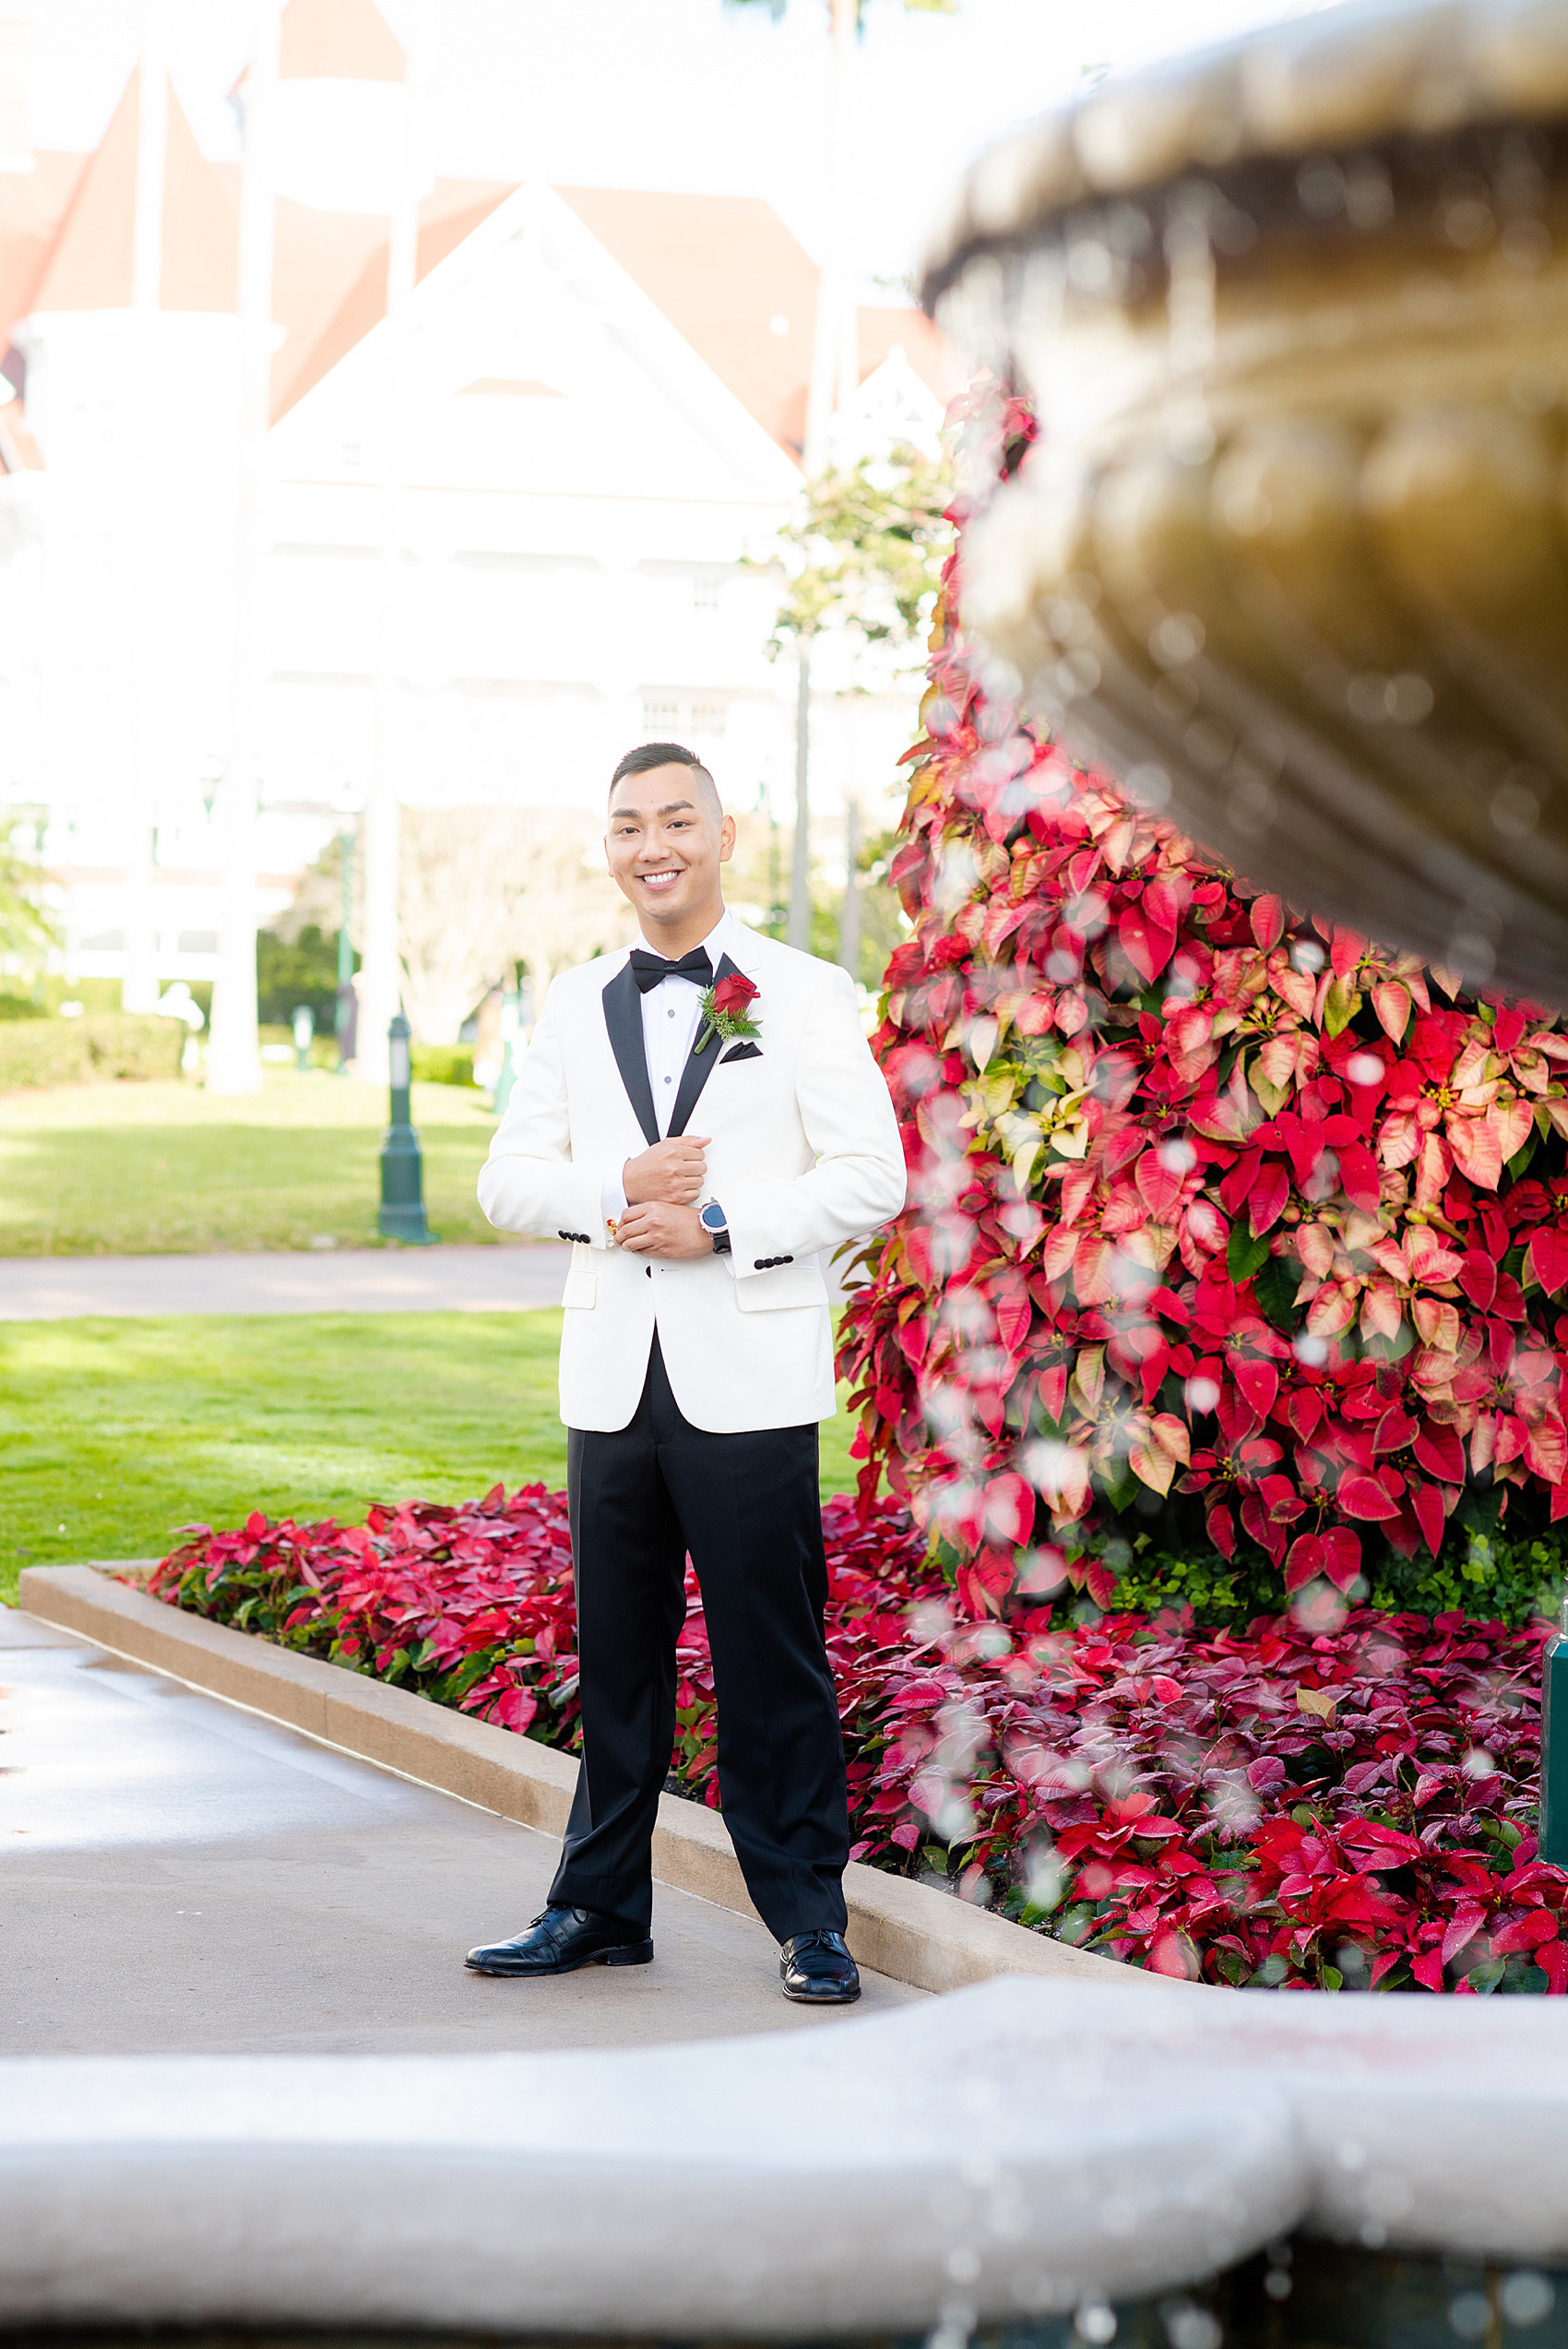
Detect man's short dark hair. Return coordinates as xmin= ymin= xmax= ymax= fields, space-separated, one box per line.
xmin=609 ymin=741 xmax=719 ymax=811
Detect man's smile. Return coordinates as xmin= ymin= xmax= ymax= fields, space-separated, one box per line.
xmin=638 ymin=868 xmax=683 ymax=893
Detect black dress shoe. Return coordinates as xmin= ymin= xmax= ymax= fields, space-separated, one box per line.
xmin=465 ymin=1904 xmax=653 ymax=1976
xmin=779 ymin=1927 xmax=861 ymax=2004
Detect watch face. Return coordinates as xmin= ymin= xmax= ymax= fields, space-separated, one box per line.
xmin=700 ymin=1204 xmax=724 ymax=1232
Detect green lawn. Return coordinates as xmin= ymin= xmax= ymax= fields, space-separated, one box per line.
xmin=0 ymin=1310 xmax=862 ymax=1605
xmin=0 ymin=1070 xmax=503 ymax=1254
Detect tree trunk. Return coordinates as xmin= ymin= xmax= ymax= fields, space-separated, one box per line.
xmin=789 ymin=643 xmax=813 ymax=952
xmin=355 ymin=73 xmax=420 ymax=1086
xmin=837 ymin=791 xmax=861 ymax=980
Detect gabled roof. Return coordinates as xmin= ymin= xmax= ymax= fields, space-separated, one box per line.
xmin=270 ymin=180 xmax=516 ymax=420
xmin=276 ymin=180 xmax=960 ymax=459
xmin=0 ymin=150 xmax=88 ymax=348
xmin=30 ymin=69 xmax=237 ymax=314
xmin=279 ymin=0 xmax=406 ymax=83
xmin=0 ymin=64 xmax=956 ymax=469
xmin=554 ymin=186 xmax=961 ymax=458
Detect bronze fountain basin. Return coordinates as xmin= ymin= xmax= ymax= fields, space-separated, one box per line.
xmin=921 ymin=0 xmax=1568 ymax=1003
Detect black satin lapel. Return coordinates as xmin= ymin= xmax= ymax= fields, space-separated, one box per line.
xmin=668 ymin=951 xmax=742 ymax=1139
xmin=602 ymin=963 xmax=659 ymax=1148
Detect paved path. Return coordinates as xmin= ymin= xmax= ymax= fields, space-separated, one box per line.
xmin=0 ymin=1244 xmax=859 ymax=1321
xmin=0 ymin=1244 xmax=574 ymax=1321
xmin=0 ymin=1607 xmax=920 ymax=2056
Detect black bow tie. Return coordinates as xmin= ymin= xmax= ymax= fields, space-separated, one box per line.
xmin=629 ymin=946 xmax=713 ymax=994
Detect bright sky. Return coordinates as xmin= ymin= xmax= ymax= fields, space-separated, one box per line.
xmin=27 ymin=0 xmax=1330 ymax=292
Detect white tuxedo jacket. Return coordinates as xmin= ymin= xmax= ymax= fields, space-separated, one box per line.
xmin=478 ymin=923 xmax=906 ymax=1433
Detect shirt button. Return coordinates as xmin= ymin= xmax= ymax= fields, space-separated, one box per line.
xmin=663 ymin=1075 xmax=671 ymax=1085
xmin=667 ymin=1008 xmax=675 ymax=1018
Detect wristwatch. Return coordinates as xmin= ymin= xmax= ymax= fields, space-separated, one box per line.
xmin=698 ymin=1201 xmax=731 ymax=1256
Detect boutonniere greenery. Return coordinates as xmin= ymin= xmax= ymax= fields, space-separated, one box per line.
xmin=695 ymin=969 xmax=761 ymax=1054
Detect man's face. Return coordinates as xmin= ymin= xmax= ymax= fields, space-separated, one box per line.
xmin=605 ymin=764 xmax=734 ymax=935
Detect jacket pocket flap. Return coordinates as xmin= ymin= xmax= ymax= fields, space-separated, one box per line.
xmin=733 ymin=1261 xmax=828 ymax=1313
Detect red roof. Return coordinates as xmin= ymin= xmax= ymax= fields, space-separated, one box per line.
xmin=270 ymin=181 xmax=516 ymax=420
xmin=0 ymin=150 xmax=88 ymax=348
xmin=279 ymin=0 xmax=407 ymax=83
xmin=555 ymin=185 xmax=962 ymax=456
xmin=0 ymin=72 xmax=959 ymax=464
xmin=30 ymin=69 xmax=237 ymax=314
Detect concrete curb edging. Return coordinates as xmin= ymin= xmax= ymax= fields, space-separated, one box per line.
xmin=19 ymin=1564 xmax=1158 ymax=1998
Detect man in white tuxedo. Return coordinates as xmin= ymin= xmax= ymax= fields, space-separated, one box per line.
xmin=467 ymin=742 xmax=906 ymax=2002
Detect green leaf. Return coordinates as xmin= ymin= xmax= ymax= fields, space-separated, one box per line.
xmin=1507 ymin=1127 xmax=1539 ymax=1180
xmin=1096 ymin=1458 xmax=1138 ymax=1513
xmin=1323 ymin=977 xmax=1363 ymax=1037
xmin=1227 ymin=1223 xmax=1273 ymax=1282
xmin=1253 ymin=1253 xmax=1301 ymax=1331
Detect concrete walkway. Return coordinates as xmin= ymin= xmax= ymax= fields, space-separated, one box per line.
xmin=0 ymin=1606 xmax=920 ymax=2056
xmin=0 ymin=1243 xmax=859 ymax=1320
xmin=0 ymin=1243 xmax=573 ymax=1321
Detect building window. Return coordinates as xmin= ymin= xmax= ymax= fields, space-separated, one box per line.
xmin=641 ymin=697 xmax=680 ymax=736
xmin=178 ymin=932 xmax=219 ymax=955
xmin=692 ymin=575 xmax=720 ymax=613
xmin=690 ymin=698 xmax=728 ymax=739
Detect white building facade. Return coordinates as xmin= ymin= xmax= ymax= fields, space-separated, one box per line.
xmin=0 ymin=1 xmax=954 ymax=1041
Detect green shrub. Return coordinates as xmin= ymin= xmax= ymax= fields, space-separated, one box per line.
xmin=0 ymin=1013 xmax=184 ymax=1093
xmin=411 ymin=1044 xmax=477 ymax=1088
xmin=1085 ymin=1498 xmax=1567 ymax=1628
xmin=0 ymin=991 xmax=44 ymax=1021
xmin=257 ymin=924 xmax=344 ymax=1029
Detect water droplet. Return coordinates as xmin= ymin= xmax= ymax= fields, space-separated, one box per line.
xmin=1449 ymin=2291 xmax=1491 ymax=2340
xmin=1502 ymin=2273 xmax=1555 ymax=2328
xmin=1150 ymin=613 xmax=1205 ymax=667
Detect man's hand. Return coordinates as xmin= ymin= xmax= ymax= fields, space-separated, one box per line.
xmin=614 ymin=1203 xmax=713 ymax=1259
xmin=623 ymin=1136 xmax=710 ymax=1206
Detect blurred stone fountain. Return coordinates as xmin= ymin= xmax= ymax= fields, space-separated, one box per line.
xmin=921 ymin=0 xmax=1568 ymax=1005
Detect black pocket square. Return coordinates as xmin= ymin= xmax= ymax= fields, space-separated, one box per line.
xmin=721 ymin=1040 xmax=763 ymax=1063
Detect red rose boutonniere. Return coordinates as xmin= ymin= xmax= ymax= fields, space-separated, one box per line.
xmin=695 ymin=969 xmax=761 ymax=1054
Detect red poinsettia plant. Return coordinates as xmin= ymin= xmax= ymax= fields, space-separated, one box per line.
xmin=146 ymin=1491 xmax=1566 ymax=1991
xmin=837 ymin=383 xmax=1568 ymax=1621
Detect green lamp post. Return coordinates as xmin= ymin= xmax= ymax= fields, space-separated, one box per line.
xmin=1540 ymin=1605 xmax=1568 ymax=1867
xmin=378 ymin=1012 xmax=435 ymax=1245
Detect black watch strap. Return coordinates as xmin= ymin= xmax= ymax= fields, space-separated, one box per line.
xmin=701 ymin=1201 xmax=731 ymax=1256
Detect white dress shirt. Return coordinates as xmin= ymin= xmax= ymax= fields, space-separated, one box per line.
xmin=600 ymin=909 xmax=733 ymax=1229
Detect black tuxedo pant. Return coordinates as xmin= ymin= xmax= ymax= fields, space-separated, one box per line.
xmin=550 ymin=1332 xmax=849 ymax=1944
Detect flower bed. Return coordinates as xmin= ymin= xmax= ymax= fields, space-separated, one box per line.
xmin=148 ymin=1491 xmax=1565 ymax=1993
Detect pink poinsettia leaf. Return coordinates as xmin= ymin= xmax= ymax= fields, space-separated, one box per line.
xmin=1336 ymin=1473 xmax=1402 ymax=1522
xmin=1528 ymin=1226 xmax=1568 ymax=1296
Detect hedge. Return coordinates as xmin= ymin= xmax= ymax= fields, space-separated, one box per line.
xmin=0 ymin=1013 xmax=184 ymax=1092
xmin=411 ymin=1044 xmax=477 ymax=1089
